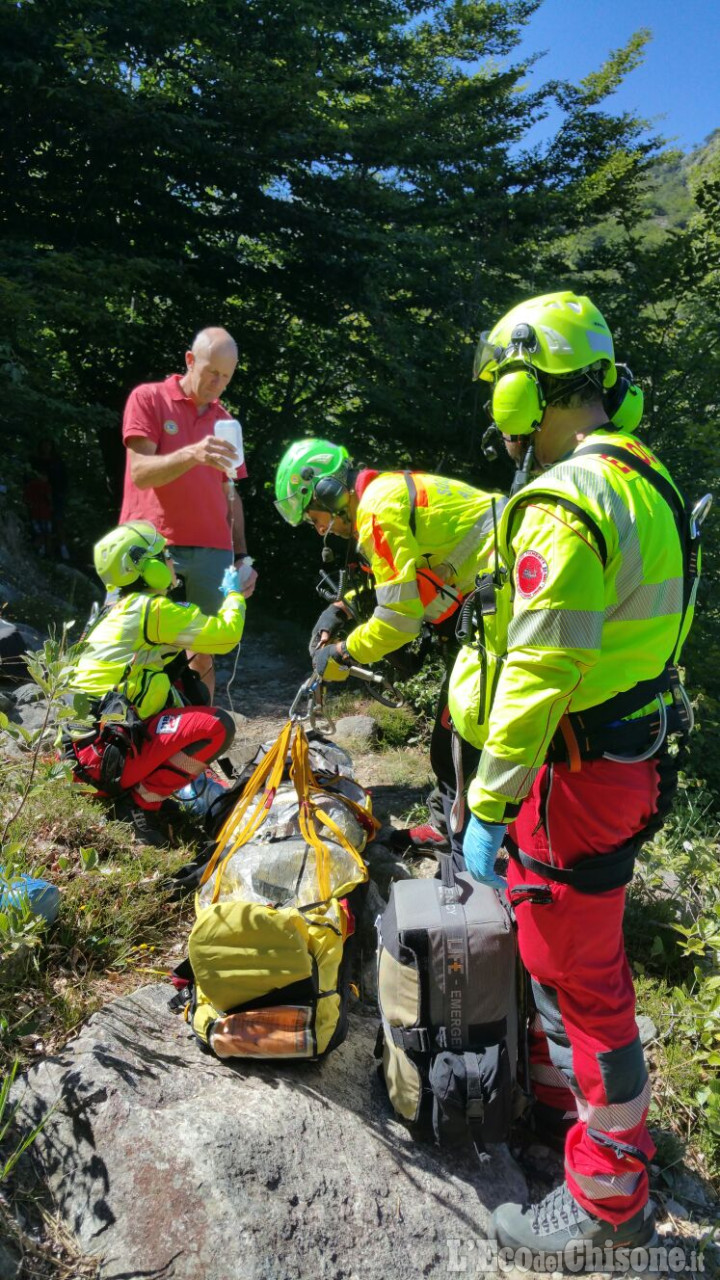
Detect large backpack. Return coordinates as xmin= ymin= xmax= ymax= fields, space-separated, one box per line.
xmin=376 ymin=856 xmax=527 ymax=1145
xmin=174 ymin=721 xmax=376 ymax=1062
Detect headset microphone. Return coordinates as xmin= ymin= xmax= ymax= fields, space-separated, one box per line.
xmin=321 ymin=531 xmax=335 ymax=565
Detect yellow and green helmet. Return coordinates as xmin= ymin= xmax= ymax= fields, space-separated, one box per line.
xmin=474 ymin=291 xmax=617 ymax=387
xmin=93 ymin=521 xmax=167 ymax=588
xmin=274 ymin=439 xmax=351 ymax=526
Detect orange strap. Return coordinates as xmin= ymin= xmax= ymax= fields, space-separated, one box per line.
xmin=558 ymin=713 xmax=582 ymax=774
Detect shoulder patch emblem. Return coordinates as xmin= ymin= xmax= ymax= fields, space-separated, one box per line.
xmin=156 ymin=713 xmax=182 ymax=734
xmin=163 ymin=419 xmax=179 ymax=435
xmin=516 ymin=549 xmax=548 ymax=598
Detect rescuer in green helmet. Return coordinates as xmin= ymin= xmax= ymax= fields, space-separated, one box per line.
xmin=275 ymin=438 xmax=504 ymax=854
xmin=66 ymin=521 xmax=254 ymax=846
xmin=449 ymin=291 xmax=705 ymax=1261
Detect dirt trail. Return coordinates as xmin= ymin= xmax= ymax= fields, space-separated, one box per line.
xmin=213 ymin=621 xmax=434 ymax=831
xmin=213 ymin=617 xmax=310 ymax=764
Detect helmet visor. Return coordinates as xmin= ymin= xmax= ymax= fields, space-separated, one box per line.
xmin=473 ymin=332 xmax=504 ymax=382
xmin=274 ymin=493 xmax=306 ymax=526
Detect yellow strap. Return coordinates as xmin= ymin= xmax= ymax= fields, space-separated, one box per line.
xmin=308 ymin=783 xmax=380 ymax=839
xmin=311 ymin=804 xmax=369 ymax=894
xmin=201 ymin=720 xmax=374 ymax=908
xmin=291 ymin=726 xmax=334 ymax=903
xmin=199 ymin=720 xmax=292 ymax=897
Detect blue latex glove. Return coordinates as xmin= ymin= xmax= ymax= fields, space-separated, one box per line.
xmin=220 ymin=565 xmax=241 ymax=598
xmin=220 ymin=559 xmax=256 ymax=598
xmin=312 ymin=643 xmax=351 ymax=682
xmin=462 ymin=816 xmax=507 ymax=889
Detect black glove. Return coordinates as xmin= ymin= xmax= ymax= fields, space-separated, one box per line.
xmin=312 ymin=642 xmax=353 ymax=682
xmin=309 ymin=603 xmax=351 ymax=655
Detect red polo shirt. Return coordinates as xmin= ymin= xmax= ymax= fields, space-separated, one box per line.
xmin=119 ymin=374 xmax=249 ymax=549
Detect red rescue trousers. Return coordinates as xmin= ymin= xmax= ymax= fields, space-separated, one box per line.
xmin=507 ymin=757 xmax=660 ymax=1226
xmin=74 ymin=706 xmax=235 ymax=811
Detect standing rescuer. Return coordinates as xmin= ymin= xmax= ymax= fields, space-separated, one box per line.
xmin=273 ymin=440 xmax=503 ymax=843
xmin=448 ymin=291 xmax=706 ymax=1262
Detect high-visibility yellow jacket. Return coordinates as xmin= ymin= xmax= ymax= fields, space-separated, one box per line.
xmin=449 ymin=431 xmax=693 ymax=825
xmin=344 ymin=470 xmax=502 ymax=666
xmin=71 ymin=590 xmax=246 ymax=719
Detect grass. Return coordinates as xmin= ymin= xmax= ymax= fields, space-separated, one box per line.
xmin=0 ymin=777 xmax=195 ymax=1070
xmin=0 ymin=748 xmax=196 ymax=1278
xmin=326 ymin=687 xmax=421 ymax=749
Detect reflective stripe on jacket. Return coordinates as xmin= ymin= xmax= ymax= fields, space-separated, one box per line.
xmin=344 ymin=471 xmax=501 ymax=665
xmin=452 ymin=431 xmax=691 ymax=824
xmin=71 ymin=590 xmax=246 ymax=719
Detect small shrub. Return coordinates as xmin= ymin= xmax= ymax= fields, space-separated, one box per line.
xmin=371 ymin=702 xmax=417 ymax=748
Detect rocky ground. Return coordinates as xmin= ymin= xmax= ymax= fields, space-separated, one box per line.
xmin=3 ymin=618 xmax=718 ymax=1280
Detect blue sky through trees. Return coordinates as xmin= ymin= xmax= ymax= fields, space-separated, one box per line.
xmin=515 ymin=0 xmax=717 ymax=153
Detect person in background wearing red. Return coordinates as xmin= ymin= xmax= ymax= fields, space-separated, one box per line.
xmin=119 ymin=327 xmax=257 ymax=698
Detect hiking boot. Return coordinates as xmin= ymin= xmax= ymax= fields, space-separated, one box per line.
xmin=390 ymin=822 xmax=449 ymax=854
xmin=111 ymin=797 xmax=170 ymax=849
xmin=491 ymin=1182 xmax=657 ymax=1268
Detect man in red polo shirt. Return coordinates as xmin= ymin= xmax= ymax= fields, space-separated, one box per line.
xmin=119 ymin=327 xmax=257 ymax=697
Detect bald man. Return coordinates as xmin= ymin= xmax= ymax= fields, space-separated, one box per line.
xmin=119 ymin=328 xmax=257 ymax=697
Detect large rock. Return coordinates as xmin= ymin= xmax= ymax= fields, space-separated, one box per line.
xmin=14 ymin=985 xmax=526 ymax=1280
xmin=331 ymin=715 xmax=379 ymax=751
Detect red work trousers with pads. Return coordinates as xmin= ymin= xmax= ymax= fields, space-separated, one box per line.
xmin=75 ymin=706 xmax=234 ymax=811
xmin=507 ymin=757 xmax=660 ymax=1225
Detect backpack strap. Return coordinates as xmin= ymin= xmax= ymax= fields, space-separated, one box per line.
xmin=403 ymin=471 xmax=418 ymax=536
xmin=507 ymin=491 xmax=608 ymax=566
xmin=573 ymin=442 xmax=696 ymax=653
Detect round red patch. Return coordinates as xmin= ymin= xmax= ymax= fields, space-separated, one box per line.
xmin=516 ymin=550 xmax=549 ymax=598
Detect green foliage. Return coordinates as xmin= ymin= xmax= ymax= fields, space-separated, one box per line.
xmin=1 ymin=0 xmax=663 ymax=577
xmin=369 ymin=702 xmax=418 ymax=748
xmin=396 ymin=655 xmax=446 ymax=724
xmin=0 ymin=1060 xmax=51 ymax=1183
xmin=0 ymin=636 xmax=191 ymax=1073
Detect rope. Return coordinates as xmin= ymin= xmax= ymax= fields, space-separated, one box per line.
xmin=199 ymin=719 xmax=292 ymax=901
xmin=199 ymin=721 xmax=372 ymax=908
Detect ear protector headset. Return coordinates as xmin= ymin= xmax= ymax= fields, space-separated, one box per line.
xmin=489 ymin=326 xmax=644 ymax=438
xmin=301 ymin=466 xmax=351 ymax=516
xmin=128 ymin=542 xmax=174 ymax=593
xmin=140 ymin=556 xmax=174 ymax=592
xmin=491 ymin=365 xmax=546 ymax=437
xmin=604 ymin=363 xmax=644 ymax=433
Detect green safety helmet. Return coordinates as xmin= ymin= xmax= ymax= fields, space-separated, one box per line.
xmin=93 ymin=521 xmax=173 ymax=592
xmin=274 ymin=439 xmax=351 ymax=526
xmin=473 ymin=291 xmax=642 ymax=436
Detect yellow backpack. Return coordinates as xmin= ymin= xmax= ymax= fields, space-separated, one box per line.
xmin=176 ymin=722 xmax=374 ymax=1061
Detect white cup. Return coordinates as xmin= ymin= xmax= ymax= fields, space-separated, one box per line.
xmin=214 ymin=419 xmax=244 ymax=476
